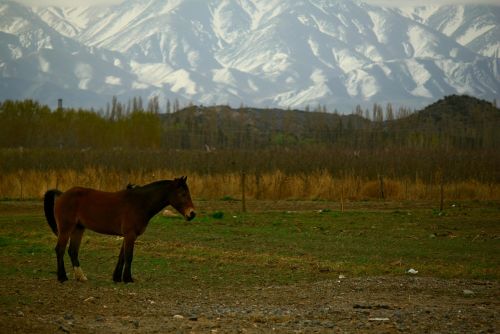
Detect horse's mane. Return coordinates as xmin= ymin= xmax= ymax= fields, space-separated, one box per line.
xmin=126 ymin=177 xmax=187 ymax=192
xmin=127 ymin=180 xmax=168 ymax=191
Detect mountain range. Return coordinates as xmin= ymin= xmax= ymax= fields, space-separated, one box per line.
xmin=0 ymin=0 xmax=499 ymax=112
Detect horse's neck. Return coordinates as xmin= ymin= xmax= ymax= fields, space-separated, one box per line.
xmin=140 ymin=182 xmax=172 ymax=218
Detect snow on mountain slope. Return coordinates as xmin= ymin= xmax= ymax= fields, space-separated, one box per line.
xmin=1 ymin=0 xmax=499 ymax=111
xmin=0 ymin=1 xmax=143 ymax=108
xmin=34 ymin=6 xmax=91 ymax=38
xmin=400 ymin=5 xmax=500 ymax=58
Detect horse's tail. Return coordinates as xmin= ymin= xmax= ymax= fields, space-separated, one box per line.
xmin=44 ymin=189 xmax=62 ymax=236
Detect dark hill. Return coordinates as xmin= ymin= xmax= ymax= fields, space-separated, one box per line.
xmin=405 ymin=94 xmax=499 ymax=125
xmin=162 ymin=95 xmax=499 ymax=150
xmin=390 ymin=95 xmax=500 ymax=149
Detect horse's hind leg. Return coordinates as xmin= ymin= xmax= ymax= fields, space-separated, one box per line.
xmin=55 ymin=233 xmax=70 ymax=282
xmin=68 ymin=225 xmax=87 ymax=282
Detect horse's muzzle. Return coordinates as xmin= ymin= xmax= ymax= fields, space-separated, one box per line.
xmin=186 ymin=209 xmax=196 ymax=221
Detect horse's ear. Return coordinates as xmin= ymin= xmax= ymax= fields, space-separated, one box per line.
xmin=176 ymin=176 xmax=187 ymax=186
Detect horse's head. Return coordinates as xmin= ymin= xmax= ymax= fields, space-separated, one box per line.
xmin=170 ymin=176 xmax=196 ymax=221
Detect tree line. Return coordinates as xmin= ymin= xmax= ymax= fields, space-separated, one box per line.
xmin=0 ymin=99 xmax=162 ymax=149
xmin=1 ymin=95 xmax=497 ymax=151
xmin=1 ymin=95 xmax=499 ymax=184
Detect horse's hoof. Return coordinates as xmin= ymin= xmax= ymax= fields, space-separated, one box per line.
xmin=123 ymin=277 xmax=134 ymax=283
xmin=58 ymin=275 xmax=68 ymax=283
xmin=74 ymin=267 xmax=88 ymax=282
xmin=113 ymin=273 xmax=122 ymax=282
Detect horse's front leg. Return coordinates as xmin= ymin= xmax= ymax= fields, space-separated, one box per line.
xmin=122 ymin=233 xmax=136 ymax=283
xmin=113 ymin=240 xmax=125 ymax=282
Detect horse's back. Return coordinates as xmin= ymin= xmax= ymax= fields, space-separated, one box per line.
xmin=56 ymin=187 xmax=129 ymax=235
xmin=62 ymin=186 xmax=124 ymax=200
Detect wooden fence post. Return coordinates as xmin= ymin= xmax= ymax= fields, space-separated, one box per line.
xmin=340 ymin=181 xmax=345 ymax=212
xmin=255 ymin=172 xmax=261 ymax=200
xmin=379 ymin=174 xmax=385 ymax=200
xmin=439 ymin=172 xmax=444 ymax=212
xmin=241 ymin=171 xmax=246 ymax=213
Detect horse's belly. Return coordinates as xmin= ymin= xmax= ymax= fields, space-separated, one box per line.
xmin=78 ymin=210 xmax=123 ymax=236
xmin=82 ymin=223 xmax=123 ymax=235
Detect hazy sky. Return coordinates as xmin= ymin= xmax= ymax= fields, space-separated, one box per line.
xmin=14 ymin=0 xmax=123 ymax=6
xmin=365 ymin=0 xmax=500 ymax=5
xmin=12 ymin=0 xmax=500 ymax=7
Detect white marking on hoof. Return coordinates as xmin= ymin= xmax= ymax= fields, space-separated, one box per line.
xmin=74 ymin=267 xmax=88 ymax=282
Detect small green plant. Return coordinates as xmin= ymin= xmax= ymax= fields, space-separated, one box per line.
xmin=221 ymin=195 xmax=237 ymax=201
xmin=432 ymin=208 xmax=446 ymax=216
xmin=211 ymin=211 xmax=224 ymax=219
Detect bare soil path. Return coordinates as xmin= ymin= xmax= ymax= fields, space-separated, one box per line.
xmin=1 ymin=275 xmax=498 ymax=333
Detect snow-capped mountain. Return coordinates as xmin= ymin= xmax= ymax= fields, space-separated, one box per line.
xmin=1 ymin=0 xmax=499 ymax=112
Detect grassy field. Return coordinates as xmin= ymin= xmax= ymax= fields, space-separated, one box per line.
xmin=1 ymin=199 xmax=498 ymax=287
xmin=1 ymin=199 xmax=499 ymax=333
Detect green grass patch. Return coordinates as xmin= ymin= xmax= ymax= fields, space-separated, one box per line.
xmin=0 ymin=201 xmax=499 ymax=289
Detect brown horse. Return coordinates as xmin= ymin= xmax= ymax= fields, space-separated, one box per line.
xmin=43 ymin=177 xmax=196 ymax=283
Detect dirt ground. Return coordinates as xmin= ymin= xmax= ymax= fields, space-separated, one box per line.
xmin=1 ymin=275 xmax=498 ymax=333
